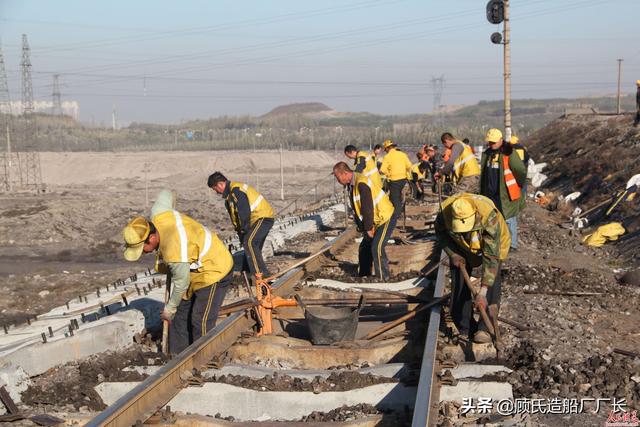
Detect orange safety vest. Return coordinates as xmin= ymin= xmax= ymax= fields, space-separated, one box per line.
xmin=443 ymin=148 xmax=452 ymax=162
xmin=502 ymin=155 xmax=522 ymax=201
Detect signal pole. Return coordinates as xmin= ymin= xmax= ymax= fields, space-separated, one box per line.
xmin=503 ymin=0 xmax=511 ymax=141
xmin=616 ymin=58 xmax=623 ymax=115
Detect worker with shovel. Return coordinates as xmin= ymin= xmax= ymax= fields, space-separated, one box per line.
xmin=208 ymin=172 xmax=275 ymax=278
xmin=122 ymin=189 xmax=233 ymax=355
xmin=435 ymin=193 xmax=511 ymax=344
xmin=333 ymin=161 xmax=396 ymax=281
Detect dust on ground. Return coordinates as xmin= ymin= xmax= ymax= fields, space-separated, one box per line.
xmin=0 ymin=150 xmax=342 ymax=325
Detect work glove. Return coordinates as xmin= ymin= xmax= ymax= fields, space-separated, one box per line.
xmin=366 ymin=228 xmax=375 ymax=239
xmin=474 ymin=286 xmax=488 ymax=312
xmin=450 ymin=254 xmax=466 ymax=268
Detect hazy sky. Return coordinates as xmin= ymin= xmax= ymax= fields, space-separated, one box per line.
xmin=1 ymin=0 xmax=639 ymax=124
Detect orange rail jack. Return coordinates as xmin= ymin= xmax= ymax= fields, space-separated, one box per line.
xmin=254 ymin=273 xmax=298 ymax=336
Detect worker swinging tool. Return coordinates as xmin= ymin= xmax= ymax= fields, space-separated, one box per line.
xmin=434 ymin=192 xmax=510 ymax=349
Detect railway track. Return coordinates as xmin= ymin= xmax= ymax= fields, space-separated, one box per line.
xmin=85 ymin=201 xmax=506 ymax=427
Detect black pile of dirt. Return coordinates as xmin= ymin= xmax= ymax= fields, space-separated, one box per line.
xmin=298 ymin=403 xmax=381 ymax=422
xmin=22 ymin=346 xmax=166 ymax=411
xmin=206 ymin=371 xmax=397 ymax=392
xmin=527 ymin=114 xmax=639 ymax=197
xmin=525 ymin=114 xmax=640 ymax=264
xmin=505 ymin=341 xmax=640 ymax=408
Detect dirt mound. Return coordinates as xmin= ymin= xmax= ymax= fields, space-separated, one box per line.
xmin=262 ymin=102 xmax=332 ymax=117
xmin=526 ymin=114 xmax=639 ymax=198
xmin=524 ymin=114 xmax=640 ymax=264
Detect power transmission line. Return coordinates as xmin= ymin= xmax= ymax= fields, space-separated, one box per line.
xmin=0 ymin=40 xmax=14 ymax=192
xmin=35 ymin=0 xmax=600 ymax=92
xmin=52 ymin=74 xmax=62 ymax=115
xmin=19 ymin=34 xmax=42 ymax=191
xmin=430 ymin=75 xmax=445 ymax=126
xmin=13 ymin=0 xmax=404 ymax=54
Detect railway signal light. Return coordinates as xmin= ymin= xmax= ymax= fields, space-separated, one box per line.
xmin=486 ymin=0 xmax=505 ymax=24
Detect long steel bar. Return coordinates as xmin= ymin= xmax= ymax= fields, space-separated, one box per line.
xmin=411 ymin=251 xmax=447 ymax=427
xmin=87 ymin=227 xmax=356 ymax=427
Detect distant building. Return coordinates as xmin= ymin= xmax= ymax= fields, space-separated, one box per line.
xmin=0 ymin=100 xmax=80 ymax=120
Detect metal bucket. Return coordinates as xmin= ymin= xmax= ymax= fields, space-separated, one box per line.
xmin=295 ymin=295 xmax=365 ymax=345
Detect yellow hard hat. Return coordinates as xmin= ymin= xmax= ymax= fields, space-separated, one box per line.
xmin=485 ymin=128 xmax=503 ymax=143
xmin=122 ymin=216 xmax=151 ymax=261
xmin=637 ymin=80 xmax=640 ymax=86
xmin=383 ymin=139 xmax=396 ymax=150
xmin=510 ymin=135 xmax=519 ymax=145
xmin=451 ymin=198 xmax=476 ymax=233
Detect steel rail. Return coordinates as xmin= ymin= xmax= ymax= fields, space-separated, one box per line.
xmin=411 ymin=251 xmax=447 ymax=427
xmin=87 ymin=227 xmax=357 ymax=427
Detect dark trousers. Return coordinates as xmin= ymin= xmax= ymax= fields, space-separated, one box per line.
xmin=408 ymin=180 xmax=424 ymax=200
xmin=358 ymin=216 xmax=397 ymax=281
xmin=388 ymin=179 xmax=407 ymax=221
xmin=634 ymin=110 xmax=640 ymax=126
xmin=169 ymin=271 xmax=232 ymax=355
xmin=242 ymin=217 xmax=274 ymax=277
xmin=450 ymin=259 xmax=501 ymax=338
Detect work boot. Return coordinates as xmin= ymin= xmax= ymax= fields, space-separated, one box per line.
xmin=473 ymin=330 xmax=491 ymax=344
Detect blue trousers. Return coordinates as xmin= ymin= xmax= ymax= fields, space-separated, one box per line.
xmin=506 ymin=216 xmax=518 ymax=249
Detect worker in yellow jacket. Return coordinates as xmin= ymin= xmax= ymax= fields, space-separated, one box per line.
xmin=208 ymin=172 xmax=274 ymax=278
xmin=380 ymin=139 xmax=412 ymax=221
xmin=344 ymin=144 xmax=383 ymax=188
xmin=123 ymin=189 xmax=233 ymax=354
xmin=435 ymin=193 xmax=510 ymax=344
xmin=436 ymin=132 xmax=481 ymax=194
xmin=333 ymin=161 xmax=396 ymax=281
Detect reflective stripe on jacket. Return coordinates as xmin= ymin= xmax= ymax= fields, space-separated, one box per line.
xmin=226 ymin=182 xmax=274 ymax=230
xmin=502 ymin=155 xmax=522 ymax=201
xmin=152 ymin=210 xmax=233 ymax=297
xmin=452 ymin=141 xmax=480 ymax=181
xmin=352 ymin=173 xmax=394 ymax=228
xmin=440 ymin=193 xmax=510 ymax=260
xmin=355 ymin=151 xmax=383 ymax=188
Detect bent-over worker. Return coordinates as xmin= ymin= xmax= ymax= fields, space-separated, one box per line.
xmin=208 ymin=172 xmax=274 ymax=278
xmin=435 ymin=193 xmax=510 ymax=344
xmin=344 ymin=144 xmax=383 ymax=188
xmin=122 ymin=189 xmax=233 ymax=354
xmin=436 ymin=133 xmax=480 ymax=194
xmin=333 ymin=161 xmax=396 ymax=281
